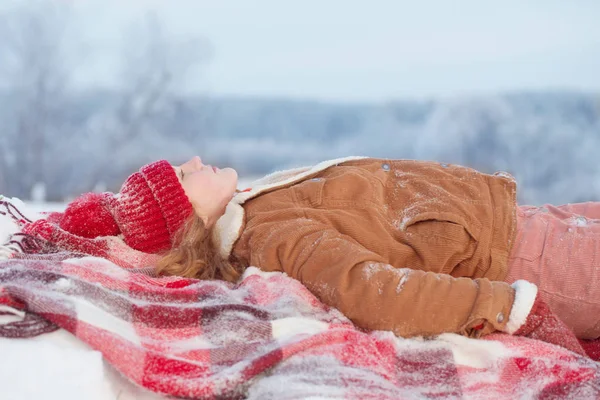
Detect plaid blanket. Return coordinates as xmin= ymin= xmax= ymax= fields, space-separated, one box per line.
xmin=2 ymin=199 xmax=600 ymax=399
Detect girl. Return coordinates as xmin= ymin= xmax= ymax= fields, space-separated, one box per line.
xmin=19 ymin=156 xmax=598 ymax=356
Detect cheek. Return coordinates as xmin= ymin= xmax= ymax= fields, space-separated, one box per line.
xmin=184 ymin=187 xmax=202 ymax=207
xmin=182 ymin=177 xmax=207 ymax=204
xmin=223 ymin=176 xmax=238 ymax=197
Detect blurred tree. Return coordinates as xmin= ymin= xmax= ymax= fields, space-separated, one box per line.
xmin=117 ymin=12 xmax=212 ymax=145
xmin=0 ymin=0 xmax=71 ymax=199
xmin=80 ymin=11 xmax=213 ymax=192
xmin=0 ymin=5 xmax=212 ymax=200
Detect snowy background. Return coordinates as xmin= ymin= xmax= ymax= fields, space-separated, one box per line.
xmin=0 ymin=0 xmax=599 ymax=205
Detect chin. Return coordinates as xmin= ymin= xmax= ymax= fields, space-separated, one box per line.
xmin=226 ymin=168 xmax=239 ymax=186
xmin=225 ymin=167 xmax=238 ymax=179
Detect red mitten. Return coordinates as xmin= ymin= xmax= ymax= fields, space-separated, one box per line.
xmin=514 ymin=294 xmax=586 ymax=357
xmin=55 ymin=193 xmax=120 ymax=239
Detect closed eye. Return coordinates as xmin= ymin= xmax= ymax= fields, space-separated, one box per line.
xmin=177 ymin=168 xmax=185 ymax=181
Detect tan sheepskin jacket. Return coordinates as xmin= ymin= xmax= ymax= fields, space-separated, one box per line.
xmin=213 ymin=157 xmax=535 ymax=338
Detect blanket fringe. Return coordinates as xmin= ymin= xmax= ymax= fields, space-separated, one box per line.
xmin=1 ymin=199 xmax=59 ymax=258
xmin=0 ymin=199 xmax=34 ymax=226
xmin=1 ymin=199 xmax=36 ymax=259
xmin=0 ymin=312 xmax=58 ymax=338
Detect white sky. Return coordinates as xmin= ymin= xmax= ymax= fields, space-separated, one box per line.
xmin=5 ymin=0 xmax=600 ymax=101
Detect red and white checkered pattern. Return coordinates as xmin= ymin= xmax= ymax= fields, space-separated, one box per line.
xmin=2 ymin=201 xmax=600 ymax=398
xmin=2 ymin=254 xmax=600 ymax=399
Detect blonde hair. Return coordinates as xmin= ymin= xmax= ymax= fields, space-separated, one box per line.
xmin=155 ymin=215 xmax=244 ymax=282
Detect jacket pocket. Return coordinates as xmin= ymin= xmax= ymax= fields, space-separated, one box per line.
xmin=404 ymin=211 xmax=481 ymax=243
xmin=510 ymin=240 xmax=544 ymax=262
xmin=292 ymin=177 xmax=325 ymax=207
xmin=509 ymin=214 xmax=547 ymax=262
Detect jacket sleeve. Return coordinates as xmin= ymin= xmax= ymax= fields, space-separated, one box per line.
xmin=246 ymin=217 xmax=534 ymax=338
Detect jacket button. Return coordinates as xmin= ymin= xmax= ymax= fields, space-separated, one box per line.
xmin=382 ymin=163 xmax=390 ymax=171
xmin=496 ymin=312 xmax=505 ymax=324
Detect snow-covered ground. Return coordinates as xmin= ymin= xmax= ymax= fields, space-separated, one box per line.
xmin=0 ymin=326 xmax=163 ymax=400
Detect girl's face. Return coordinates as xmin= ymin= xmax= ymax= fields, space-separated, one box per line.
xmin=174 ymin=156 xmax=238 ymax=226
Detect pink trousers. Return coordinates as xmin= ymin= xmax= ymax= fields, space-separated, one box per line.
xmin=505 ymin=203 xmax=600 ymax=339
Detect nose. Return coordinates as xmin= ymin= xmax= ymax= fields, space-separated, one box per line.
xmin=189 ymin=156 xmax=202 ymax=170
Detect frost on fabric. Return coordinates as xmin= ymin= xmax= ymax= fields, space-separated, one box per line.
xmin=240 ymin=267 xmax=348 ymax=324
xmin=313 ymin=280 xmax=338 ymax=303
xmin=435 ymin=333 xmax=514 ymax=369
xmin=362 ymin=262 xmax=411 ymax=294
xmin=494 ymin=171 xmax=516 ymax=182
xmin=393 ymin=170 xmax=423 ymax=189
xmin=53 ymin=277 xmax=72 ymax=290
xmin=296 ymin=227 xmax=349 ymax=261
xmin=246 ymin=332 xmax=521 ymax=400
xmin=570 ymin=215 xmax=589 ymax=227
xmin=64 ymin=256 xmax=131 ymax=279
xmin=3 ymin=253 xmax=600 ymax=398
xmin=393 ymin=195 xmax=443 ymax=232
xmin=247 ymin=354 xmax=403 ymax=400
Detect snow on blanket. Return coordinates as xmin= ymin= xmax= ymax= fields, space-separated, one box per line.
xmin=1 ymin=198 xmax=600 ymax=399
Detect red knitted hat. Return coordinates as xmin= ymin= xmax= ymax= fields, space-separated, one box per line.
xmin=112 ymin=160 xmax=194 ymax=253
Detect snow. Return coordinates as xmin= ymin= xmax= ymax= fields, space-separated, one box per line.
xmin=0 ymin=197 xmax=42 ymax=244
xmin=271 ymin=317 xmax=329 ymax=340
xmin=362 ymin=262 xmax=411 ymax=294
xmin=0 ymin=335 xmax=112 ymax=400
xmin=0 ymin=317 xmax=163 ymax=400
xmin=436 ymin=333 xmax=512 ymax=369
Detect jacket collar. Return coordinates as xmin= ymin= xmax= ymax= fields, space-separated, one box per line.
xmin=212 ymin=156 xmax=367 ymax=258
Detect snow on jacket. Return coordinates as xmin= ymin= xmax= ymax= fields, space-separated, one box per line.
xmin=214 ymin=156 xmax=525 ymax=338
